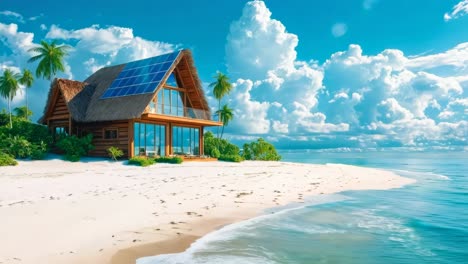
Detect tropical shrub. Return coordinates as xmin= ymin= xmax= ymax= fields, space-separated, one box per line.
xmin=218 ymin=154 xmax=244 ymax=162
xmin=0 ymin=133 xmax=8 ymax=151
xmin=210 ymin=148 xmax=221 ymax=158
xmin=0 ymin=110 xmax=10 ymax=127
xmin=128 ymin=156 xmax=155 ymax=167
xmin=56 ymin=134 xmax=94 ymax=162
xmin=204 ymin=131 xmax=239 ymax=157
xmin=242 ymin=138 xmax=281 ymax=161
xmin=155 ymin=156 xmax=183 ymax=164
xmin=30 ymin=141 xmax=48 ymax=160
xmin=107 ymin=146 xmax=124 ymax=161
xmin=0 ymin=152 xmax=17 ymax=166
xmin=6 ymin=136 xmax=32 ymax=158
xmin=0 ymin=119 xmax=53 ymax=147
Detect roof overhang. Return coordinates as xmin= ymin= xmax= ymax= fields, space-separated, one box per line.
xmin=141 ymin=113 xmax=222 ymax=127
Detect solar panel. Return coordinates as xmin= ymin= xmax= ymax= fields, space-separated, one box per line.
xmin=101 ymin=50 xmax=181 ymax=99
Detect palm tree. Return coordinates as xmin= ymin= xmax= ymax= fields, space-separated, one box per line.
xmin=14 ymin=106 xmax=32 ymax=120
xmin=216 ymin=104 xmax=234 ymax=139
xmin=19 ymin=69 xmax=34 ymax=121
xmin=27 ymin=40 xmax=71 ymax=80
xmin=209 ymin=72 xmax=232 ymax=137
xmin=0 ymin=69 xmax=21 ymax=128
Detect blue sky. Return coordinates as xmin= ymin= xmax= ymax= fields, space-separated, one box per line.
xmin=0 ymin=0 xmax=467 ymax=150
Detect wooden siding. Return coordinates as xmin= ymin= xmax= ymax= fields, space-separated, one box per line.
xmin=47 ymin=91 xmax=71 ymax=135
xmin=51 ymin=93 xmax=70 ymax=117
xmin=75 ymin=121 xmax=130 ymax=158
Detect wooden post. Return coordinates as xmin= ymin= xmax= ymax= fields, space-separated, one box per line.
xmin=166 ymin=124 xmax=171 ymax=156
xmin=128 ymin=120 xmax=134 ymax=158
xmin=68 ymin=116 xmax=72 ymax=135
xmin=199 ymin=126 xmax=204 ymax=156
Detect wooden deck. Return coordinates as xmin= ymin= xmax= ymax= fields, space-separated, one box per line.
xmin=180 ymin=156 xmax=218 ymax=162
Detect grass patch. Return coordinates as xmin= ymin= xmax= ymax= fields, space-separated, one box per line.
xmin=128 ymin=156 xmax=155 ymax=167
xmin=155 ymin=156 xmax=183 ymax=164
xmin=218 ymin=154 xmax=244 ymax=163
xmin=0 ymin=152 xmax=18 ymax=166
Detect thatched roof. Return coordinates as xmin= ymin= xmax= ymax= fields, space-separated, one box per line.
xmin=39 ymin=79 xmax=89 ymax=123
xmin=40 ymin=49 xmax=211 ymax=123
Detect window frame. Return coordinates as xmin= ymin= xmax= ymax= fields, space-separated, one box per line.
xmin=103 ymin=128 xmax=119 ymax=140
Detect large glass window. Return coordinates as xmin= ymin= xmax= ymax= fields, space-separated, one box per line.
xmin=172 ymin=126 xmax=200 ymax=155
xmin=154 ymin=87 xmax=186 ymax=117
xmin=166 ymin=73 xmax=179 ymax=87
xmin=134 ymin=122 xmax=166 ymax=157
xmin=163 ymin=88 xmax=171 ymax=114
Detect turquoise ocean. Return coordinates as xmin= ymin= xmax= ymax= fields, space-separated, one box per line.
xmin=138 ymin=150 xmax=468 ymax=264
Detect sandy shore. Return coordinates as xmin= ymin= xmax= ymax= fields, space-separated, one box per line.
xmin=0 ymin=157 xmax=415 ymax=264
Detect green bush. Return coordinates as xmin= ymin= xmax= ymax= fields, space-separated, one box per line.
xmin=5 ymin=136 xmax=32 ymax=159
xmin=30 ymin=142 xmax=48 ymax=160
xmin=0 ymin=110 xmax=10 ymax=127
xmin=155 ymin=156 xmax=183 ymax=164
xmin=210 ymin=147 xmax=221 ymax=158
xmin=56 ymin=134 xmax=94 ymax=162
xmin=0 ymin=152 xmax=17 ymax=166
xmin=204 ymin=131 xmax=239 ymax=157
xmin=128 ymin=156 xmax=155 ymax=167
xmin=0 ymin=133 xmax=9 ymax=153
xmin=0 ymin=119 xmax=53 ymax=147
xmin=242 ymin=138 xmax=281 ymax=161
xmin=107 ymin=146 xmax=124 ymax=161
xmin=218 ymin=154 xmax=244 ymax=162
xmin=0 ymin=133 xmax=48 ymax=160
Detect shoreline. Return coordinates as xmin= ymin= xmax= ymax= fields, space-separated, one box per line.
xmin=0 ymin=159 xmax=415 ymax=264
xmin=110 ymin=216 xmax=249 ymax=264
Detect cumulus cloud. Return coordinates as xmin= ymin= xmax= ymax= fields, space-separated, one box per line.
xmin=444 ymin=0 xmax=468 ymax=21
xmin=0 ymin=10 xmax=24 ymax=23
xmin=0 ymin=1 xmax=466 ymax=150
xmin=46 ymin=24 xmax=177 ymax=78
xmin=331 ymin=23 xmax=348 ymax=38
xmin=226 ymin=1 xmax=335 ymax=137
xmin=223 ymin=1 xmax=467 ymax=149
xmin=0 ymin=23 xmax=35 ymax=54
xmin=0 ymin=22 xmax=178 ymax=122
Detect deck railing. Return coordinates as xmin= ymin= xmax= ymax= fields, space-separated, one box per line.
xmin=148 ymin=104 xmax=219 ymax=122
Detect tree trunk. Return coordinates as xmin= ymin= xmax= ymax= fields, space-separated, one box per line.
xmin=220 ymin=125 xmax=225 ymax=139
xmin=8 ymin=98 xmax=12 ymax=129
xmin=217 ymin=99 xmax=221 ymax=139
xmin=26 ymin=87 xmax=29 ymax=121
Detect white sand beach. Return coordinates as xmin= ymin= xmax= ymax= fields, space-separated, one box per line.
xmin=0 ymin=158 xmax=415 ymax=264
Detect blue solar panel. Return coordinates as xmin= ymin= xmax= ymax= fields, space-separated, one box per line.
xmin=101 ymin=50 xmax=181 ymax=99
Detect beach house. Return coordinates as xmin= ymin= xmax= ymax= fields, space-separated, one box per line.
xmin=39 ymin=49 xmax=222 ymax=158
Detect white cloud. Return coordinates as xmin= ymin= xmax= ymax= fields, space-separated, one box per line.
xmin=272 ymin=120 xmax=289 ymax=133
xmin=226 ymin=1 xmax=334 ymax=137
xmin=407 ymin=42 xmax=468 ymax=71
xmin=0 ymin=22 xmax=178 ymax=122
xmin=444 ymin=0 xmax=468 ymax=21
xmin=40 ymin=24 xmax=47 ymax=31
xmin=226 ymin=1 xmax=298 ymax=80
xmin=223 ymin=1 xmax=467 ymax=149
xmin=29 ymin=13 xmax=44 ymax=21
xmin=0 ymin=10 xmax=24 ymax=23
xmin=45 ymin=24 xmax=178 ymax=78
xmin=331 ymin=23 xmax=348 ymax=38
xmin=0 ymin=23 xmax=35 ymax=54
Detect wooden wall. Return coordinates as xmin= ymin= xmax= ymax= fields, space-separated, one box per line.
xmin=75 ymin=120 xmax=130 ymax=158
xmin=52 ymin=95 xmax=69 ymax=117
